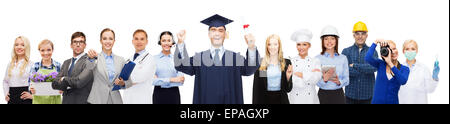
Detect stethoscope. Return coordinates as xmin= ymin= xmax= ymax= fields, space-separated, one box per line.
xmin=137 ymin=53 xmax=150 ymax=64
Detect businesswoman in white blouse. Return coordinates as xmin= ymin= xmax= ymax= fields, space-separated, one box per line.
xmin=3 ymin=36 xmax=34 ymax=104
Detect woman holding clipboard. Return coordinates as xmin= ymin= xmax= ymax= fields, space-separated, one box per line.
xmin=85 ymin=28 xmax=133 ymax=104
xmin=315 ymin=26 xmax=349 ymax=104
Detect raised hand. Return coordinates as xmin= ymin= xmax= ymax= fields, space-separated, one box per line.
xmin=177 ymin=30 xmax=186 ymax=44
xmin=244 ymin=33 xmax=256 ymax=50
xmin=374 ymin=39 xmax=384 ymax=45
xmin=432 ymin=60 xmax=440 ymax=80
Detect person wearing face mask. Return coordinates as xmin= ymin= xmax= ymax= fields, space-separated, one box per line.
xmin=288 ymin=29 xmax=322 ymax=104
xmin=152 ymin=31 xmax=184 ymax=104
xmin=122 ymin=29 xmax=157 ymax=104
xmin=30 ymin=39 xmax=62 ymax=104
xmin=342 ymin=21 xmax=378 ymax=104
xmin=3 ymin=36 xmax=33 ymax=104
xmin=365 ymin=39 xmax=410 ymax=104
xmin=398 ymin=40 xmax=439 ymax=104
xmin=174 ymin=14 xmax=260 ymax=104
xmin=86 ymin=28 xmax=133 ymax=104
xmin=252 ymin=34 xmax=293 ymax=104
xmin=315 ymin=25 xmax=350 ymax=104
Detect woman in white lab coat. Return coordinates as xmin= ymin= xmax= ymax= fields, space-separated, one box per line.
xmin=288 ymin=29 xmax=322 ymax=104
xmin=398 ymin=40 xmax=439 ymax=104
xmin=122 ymin=29 xmax=156 ymax=104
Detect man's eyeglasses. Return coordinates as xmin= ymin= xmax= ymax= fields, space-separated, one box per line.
xmin=72 ymin=40 xmax=86 ymax=45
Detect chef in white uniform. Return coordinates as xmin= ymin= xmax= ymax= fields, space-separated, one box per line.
xmin=288 ymin=29 xmax=322 ymax=104
xmin=122 ymin=29 xmax=156 ymax=104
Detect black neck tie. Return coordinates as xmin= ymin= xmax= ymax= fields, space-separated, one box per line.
xmin=68 ymin=58 xmax=77 ymax=76
xmin=133 ymin=53 xmax=140 ymax=61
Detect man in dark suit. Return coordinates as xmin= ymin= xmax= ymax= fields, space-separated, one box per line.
xmin=52 ymin=32 xmax=94 ymax=104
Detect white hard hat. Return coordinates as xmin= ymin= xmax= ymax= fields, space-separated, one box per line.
xmin=320 ymin=25 xmax=340 ymax=38
xmin=291 ymin=29 xmax=313 ymax=43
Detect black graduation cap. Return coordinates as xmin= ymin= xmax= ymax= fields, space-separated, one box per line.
xmin=201 ymin=14 xmax=234 ymax=28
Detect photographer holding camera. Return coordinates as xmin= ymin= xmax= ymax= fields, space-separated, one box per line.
xmin=365 ymin=39 xmax=410 ymax=104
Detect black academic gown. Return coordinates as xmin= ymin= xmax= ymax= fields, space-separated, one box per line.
xmin=252 ymin=59 xmax=292 ymax=104
xmin=174 ymin=45 xmax=260 ymax=104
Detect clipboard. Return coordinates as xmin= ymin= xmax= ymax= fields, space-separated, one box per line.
xmin=112 ymin=60 xmax=136 ymax=91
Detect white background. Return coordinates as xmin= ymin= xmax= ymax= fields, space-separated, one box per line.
xmin=0 ymin=0 xmax=448 ymax=104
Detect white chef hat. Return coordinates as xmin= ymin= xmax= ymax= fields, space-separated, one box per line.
xmin=291 ymin=29 xmax=313 ymax=43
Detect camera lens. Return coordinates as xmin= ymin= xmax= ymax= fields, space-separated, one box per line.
xmin=380 ymin=46 xmax=390 ymax=57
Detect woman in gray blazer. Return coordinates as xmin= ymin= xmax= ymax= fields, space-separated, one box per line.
xmin=86 ymin=28 xmax=133 ymax=104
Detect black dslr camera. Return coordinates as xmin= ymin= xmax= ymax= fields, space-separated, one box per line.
xmin=380 ymin=45 xmax=391 ymax=57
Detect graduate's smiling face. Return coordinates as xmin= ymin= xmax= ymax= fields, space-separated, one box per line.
xmin=209 ymin=26 xmax=226 ymax=47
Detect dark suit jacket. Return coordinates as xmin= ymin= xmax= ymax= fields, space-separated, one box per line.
xmin=52 ymin=54 xmax=94 ymax=104
xmin=253 ymin=59 xmax=292 ymax=104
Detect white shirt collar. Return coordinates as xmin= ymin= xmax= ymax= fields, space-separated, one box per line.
xmin=210 ymin=45 xmax=225 ymax=59
xmin=158 ymin=52 xmax=173 ymax=58
xmin=73 ymin=52 xmax=85 ymax=60
xmin=71 ymin=52 xmax=85 ymax=65
xmin=136 ymin=49 xmax=147 ymax=55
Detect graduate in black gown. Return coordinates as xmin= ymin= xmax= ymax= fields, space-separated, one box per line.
xmin=174 ymin=14 xmax=260 ymax=104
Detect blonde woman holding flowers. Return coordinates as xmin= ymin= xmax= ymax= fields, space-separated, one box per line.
xmin=29 ymin=39 xmax=62 ymax=104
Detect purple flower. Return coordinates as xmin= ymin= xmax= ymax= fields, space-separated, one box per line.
xmin=30 ymin=71 xmax=59 ymax=82
xmin=49 ymin=72 xmax=58 ymax=76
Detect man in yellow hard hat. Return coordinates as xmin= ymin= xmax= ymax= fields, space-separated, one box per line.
xmin=342 ymin=21 xmax=378 ymax=104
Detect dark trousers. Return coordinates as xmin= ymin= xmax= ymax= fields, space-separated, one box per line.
xmin=8 ymin=87 xmax=32 ymax=104
xmin=346 ymin=97 xmax=372 ymax=104
xmin=318 ymin=88 xmax=346 ymax=104
xmin=264 ymin=91 xmax=289 ymax=104
xmin=153 ymin=86 xmax=180 ymax=104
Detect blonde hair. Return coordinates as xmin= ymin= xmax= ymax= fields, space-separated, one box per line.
xmin=402 ymin=39 xmax=418 ymax=52
xmin=384 ymin=40 xmax=400 ymax=71
xmin=8 ymin=36 xmax=31 ymax=77
xmin=259 ymin=34 xmax=286 ymax=71
xmin=38 ymin=39 xmax=54 ymax=50
xmin=385 ymin=40 xmax=396 ymax=47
